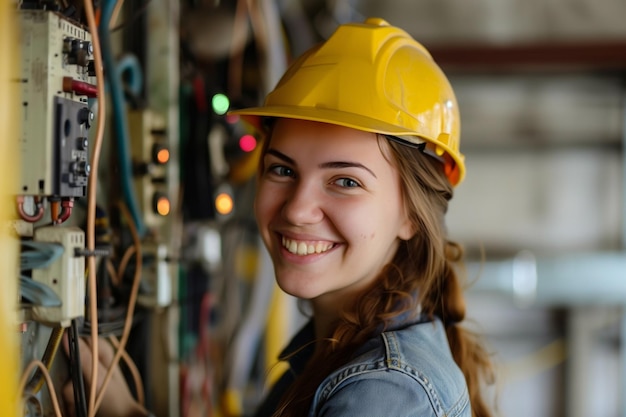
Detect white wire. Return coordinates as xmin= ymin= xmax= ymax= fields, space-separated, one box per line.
xmin=226 ymin=236 xmax=276 ymax=392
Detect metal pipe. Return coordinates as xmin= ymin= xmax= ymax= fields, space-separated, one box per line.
xmin=467 ymin=252 xmax=626 ymax=306
xmin=620 ymin=87 xmax=626 ymax=417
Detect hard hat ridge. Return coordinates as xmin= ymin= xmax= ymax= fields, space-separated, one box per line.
xmin=231 ymin=17 xmax=465 ymax=186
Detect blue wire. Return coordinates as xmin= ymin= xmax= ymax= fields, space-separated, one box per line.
xmin=21 ymin=241 xmax=65 ymax=270
xmin=99 ymin=0 xmax=147 ymax=237
xmin=20 ymin=241 xmax=64 ymax=306
xmin=20 ymin=276 xmax=62 ymax=307
xmin=116 ymin=54 xmax=143 ymax=98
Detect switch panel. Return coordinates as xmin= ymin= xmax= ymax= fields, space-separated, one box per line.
xmin=129 ymin=109 xmax=171 ymax=229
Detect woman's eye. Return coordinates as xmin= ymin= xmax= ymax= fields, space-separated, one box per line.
xmin=334 ymin=178 xmax=361 ymax=188
xmin=269 ymin=165 xmax=294 ymax=177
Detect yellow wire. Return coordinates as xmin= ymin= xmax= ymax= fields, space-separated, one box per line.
xmin=26 ymin=326 xmax=64 ymax=394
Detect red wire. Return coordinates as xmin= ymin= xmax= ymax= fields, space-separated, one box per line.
xmin=16 ymin=196 xmax=45 ymax=222
xmin=193 ymin=76 xmax=208 ymax=113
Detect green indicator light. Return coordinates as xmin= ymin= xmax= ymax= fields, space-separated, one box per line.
xmin=212 ymin=93 xmax=230 ymax=115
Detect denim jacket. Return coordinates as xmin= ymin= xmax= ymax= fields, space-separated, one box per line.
xmin=253 ymin=316 xmax=470 ymax=417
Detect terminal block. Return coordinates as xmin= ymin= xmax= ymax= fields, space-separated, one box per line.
xmin=31 ymin=226 xmax=85 ymax=327
xmin=137 ymin=241 xmax=173 ymax=308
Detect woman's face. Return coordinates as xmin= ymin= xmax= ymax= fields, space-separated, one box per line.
xmin=255 ymin=118 xmax=414 ymax=312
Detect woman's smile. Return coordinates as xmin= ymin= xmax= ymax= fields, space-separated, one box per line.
xmin=280 ymin=235 xmax=336 ymax=256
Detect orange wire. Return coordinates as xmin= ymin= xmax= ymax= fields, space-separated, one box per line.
xmin=110 ymin=0 xmax=125 ymax=29
xmin=108 ymin=335 xmax=145 ymax=406
xmin=18 ymin=360 xmax=63 ymax=417
xmin=82 ymin=0 xmax=106 ymax=414
xmin=117 ymin=245 xmax=137 ymax=283
xmin=106 ymin=259 xmax=121 ymax=287
xmin=50 ymin=200 xmax=60 ymax=223
xmin=94 ymin=200 xmax=142 ymax=411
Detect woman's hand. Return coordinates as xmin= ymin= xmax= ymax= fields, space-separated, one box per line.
xmin=62 ymin=335 xmax=148 ymax=417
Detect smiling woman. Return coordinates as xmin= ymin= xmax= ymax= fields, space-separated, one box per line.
xmin=62 ymin=16 xmax=494 ymax=417
xmin=231 ymin=17 xmax=494 ymax=417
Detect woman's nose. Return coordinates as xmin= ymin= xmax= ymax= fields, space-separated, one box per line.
xmin=281 ymin=182 xmax=324 ymax=226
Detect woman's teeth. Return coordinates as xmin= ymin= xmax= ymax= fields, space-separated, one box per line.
xmin=282 ymin=236 xmax=334 ymax=255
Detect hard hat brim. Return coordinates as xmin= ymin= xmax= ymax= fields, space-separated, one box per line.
xmin=231 ymin=105 xmax=427 ymax=141
xmin=229 ymin=105 xmax=465 ymax=185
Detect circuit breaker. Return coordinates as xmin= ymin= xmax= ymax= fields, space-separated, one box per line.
xmin=18 ymin=11 xmax=95 ymax=197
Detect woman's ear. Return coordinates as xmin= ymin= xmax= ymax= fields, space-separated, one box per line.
xmin=398 ymin=216 xmax=417 ymax=241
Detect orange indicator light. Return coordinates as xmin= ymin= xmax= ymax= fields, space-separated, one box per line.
xmin=154 ymin=194 xmax=171 ymax=216
xmin=215 ymin=193 xmax=233 ymax=215
xmin=152 ymin=144 xmax=170 ymax=165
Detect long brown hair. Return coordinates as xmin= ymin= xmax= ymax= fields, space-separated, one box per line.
xmin=270 ymin=135 xmax=494 ymax=417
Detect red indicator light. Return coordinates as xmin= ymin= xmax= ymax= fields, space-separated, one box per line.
xmin=239 ymin=134 xmax=256 ymax=152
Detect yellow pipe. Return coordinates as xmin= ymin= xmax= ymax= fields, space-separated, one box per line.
xmin=265 ymin=285 xmax=290 ymax=387
xmin=0 ymin=2 xmax=22 ymax=416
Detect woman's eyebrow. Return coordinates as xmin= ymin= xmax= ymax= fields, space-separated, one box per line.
xmin=266 ymin=148 xmax=377 ymax=179
xmin=319 ymin=161 xmax=377 ymax=179
xmin=266 ymin=148 xmax=295 ymax=165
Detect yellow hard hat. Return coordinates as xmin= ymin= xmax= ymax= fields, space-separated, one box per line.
xmin=231 ymin=17 xmax=465 ymax=185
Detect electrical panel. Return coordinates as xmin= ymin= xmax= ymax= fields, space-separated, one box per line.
xmin=128 ymin=109 xmax=175 ymax=308
xmin=18 ymin=11 xmax=95 ymax=197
